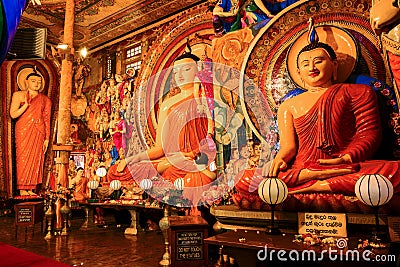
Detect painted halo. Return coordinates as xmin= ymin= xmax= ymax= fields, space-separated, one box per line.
xmin=286 ymin=25 xmax=358 ymax=88
xmin=240 ymin=0 xmax=386 ymax=140
xmin=16 ymin=66 xmax=45 ymax=91
xmin=131 ymin=3 xmax=213 ymax=148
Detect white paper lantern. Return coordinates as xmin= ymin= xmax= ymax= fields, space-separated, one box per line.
xmin=174 ymin=178 xmax=185 ymax=190
xmin=110 ymin=180 xmax=122 ymax=191
xmin=258 ymin=177 xmax=288 ymax=205
xmin=140 ymin=179 xmax=153 ymax=190
xmin=355 ymin=174 xmax=394 ymax=207
xmin=87 ymin=180 xmax=99 ymax=190
xmin=96 ymin=167 xmax=107 ymax=178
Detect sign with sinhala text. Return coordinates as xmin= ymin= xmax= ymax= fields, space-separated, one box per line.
xmin=298 ymin=213 xmax=347 ymax=237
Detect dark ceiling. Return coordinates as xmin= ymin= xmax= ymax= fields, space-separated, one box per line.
xmin=19 ymin=0 xmax=206 ymax=51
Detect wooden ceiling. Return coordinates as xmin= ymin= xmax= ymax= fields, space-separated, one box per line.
xmin=19 ymin=0 xmax=206 ymax=51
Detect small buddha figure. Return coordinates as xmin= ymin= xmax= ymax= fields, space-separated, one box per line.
xmin=103 ymin=151 xmax=113 ymax=170
xmin=69 ymin=167 xmax=89 ymax=202
xmin=95 ymin=108 xmax=110 ymax=140
xmin=85 ymin=94 xmax=99 ymax=132
xmin=68 ymin=159 xmax=77 ymax=182
xmin=95 ymin=81 xmax=110 ymax=113
xmin=107 ymin=78 xmax=121 ymax=114
xmin=247 ymin=140 xmax=261 ymax=169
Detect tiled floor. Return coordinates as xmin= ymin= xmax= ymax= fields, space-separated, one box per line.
xmin=0 ymin=209 xmax=170 ymax=267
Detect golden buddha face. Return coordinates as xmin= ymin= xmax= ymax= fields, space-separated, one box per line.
xmin=173 ymin=58 xmax=198 ymax=89
xmin=26 ymin=75 xmax=42 ymax=91
xmin=297 ymin=48 xmax=338 ymax=89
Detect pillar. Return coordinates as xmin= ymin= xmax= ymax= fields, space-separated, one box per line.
xmin=56 ymin=0 xmax=75 ymax=187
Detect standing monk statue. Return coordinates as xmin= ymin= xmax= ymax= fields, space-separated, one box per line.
xmin=10 ymin=66 xmax=52 ymax=196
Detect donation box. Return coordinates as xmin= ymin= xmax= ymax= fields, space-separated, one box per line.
xmin=169 ymin=215 xmax=208 ymax=267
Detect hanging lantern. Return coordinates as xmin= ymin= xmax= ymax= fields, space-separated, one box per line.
xmin=174 ymin=178 xmax=184 ymax=191
xmin=87 ymin=180 xmax=99 ymax=190
xmin=140 ymin=179 xmax=153 ymax=190
xmin=110 ymin=180 xmax=122 ymax=191
xmin=258 ymin=177 xmax=288 ymax=205
xmin=355 ymin=174 xmax=394 ymax=207
xmin=96 ymin=167 xmax=107 ymax=178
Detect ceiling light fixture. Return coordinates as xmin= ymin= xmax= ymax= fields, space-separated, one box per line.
xmin=56 ymin=43 xmax=69 ymax=50
xmin=79 ymin=47 xmax=88 ymax=58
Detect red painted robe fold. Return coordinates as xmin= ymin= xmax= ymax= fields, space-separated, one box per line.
xmin=15 ymin=93 xmax=51 ymax=190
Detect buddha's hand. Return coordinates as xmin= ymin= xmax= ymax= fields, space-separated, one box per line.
xmin=268 ymin=158 xmax=287 ymax=177
xmin=262 ymin=161 xmax=272 ymax=176
xmin=118 ymin=155 xmax=141 ymax=172
xmin=317 ymin=154 xmax=352 ymax=165
xmin=301 ymin=155 xmax=359 ymax=180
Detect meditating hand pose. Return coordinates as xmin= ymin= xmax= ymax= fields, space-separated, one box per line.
xmin=69 ymin=167 xmax=89 ymax=202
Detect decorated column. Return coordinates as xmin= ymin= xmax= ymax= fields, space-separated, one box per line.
xmin=55 ymin=0 xmax=75 ymax=187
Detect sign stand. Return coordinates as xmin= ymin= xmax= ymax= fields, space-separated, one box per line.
xmin=14 ymin=202 xmax=44 ymax=238
xmin=168 ymin=216 xmax=208 ymax=267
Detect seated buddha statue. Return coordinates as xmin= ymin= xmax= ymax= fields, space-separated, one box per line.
xmin=108 ymin=47 xmax=217 ymax=208
xmin=236 ymin=22 xmax=400 ymax=197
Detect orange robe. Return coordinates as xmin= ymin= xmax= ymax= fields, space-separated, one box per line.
xmin=15 ymin=93 xmax=51 ymax=190
xmin=73 ymin=177 xmax=89 ymax=202
xmin=108 ymin=96 xmax=216 ymax=205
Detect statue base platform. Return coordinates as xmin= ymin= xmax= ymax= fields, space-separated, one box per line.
xmin=232 ymin=192 xmax=400 ymax=215
xmin=210 ymin=205 xmax=395 ymax=232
